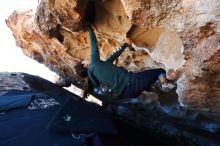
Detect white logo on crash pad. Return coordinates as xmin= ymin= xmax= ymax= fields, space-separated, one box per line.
xmin=28 ymin=98 xmax=60 ymax=110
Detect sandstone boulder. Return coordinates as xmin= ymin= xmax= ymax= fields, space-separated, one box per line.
xmin=6 ymin=0 xmax=220 ymax=120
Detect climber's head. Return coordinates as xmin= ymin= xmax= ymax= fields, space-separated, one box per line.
xmin=75 ymin=62 xmax=88 ymax=78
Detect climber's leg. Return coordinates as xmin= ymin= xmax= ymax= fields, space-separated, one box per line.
xmin=120 ymin=68 xmax=165 ymax=98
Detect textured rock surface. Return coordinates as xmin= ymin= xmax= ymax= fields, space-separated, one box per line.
xmin=35 ymin=0 xmax=89 ymax=33
xmin=6 ymin=0 xmax=220 ymax=119
xmin=6 ymin=10 xmax=79 ymax=81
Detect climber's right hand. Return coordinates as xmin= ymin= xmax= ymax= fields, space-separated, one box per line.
xmin=85 ymin=21 xmax=94 ymax=31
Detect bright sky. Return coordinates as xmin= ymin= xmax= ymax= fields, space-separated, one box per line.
xmin=0 ymin=0 xmax=57 ymax=81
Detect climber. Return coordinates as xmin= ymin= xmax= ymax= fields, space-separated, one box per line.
xmin=75 ymin=25 xmax=176 ymax=98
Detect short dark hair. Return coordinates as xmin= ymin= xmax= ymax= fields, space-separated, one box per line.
xmin=75 ymin=62 xmax=91 ymax=99
xmin=75 ymin=62 xmax=88 ymax=78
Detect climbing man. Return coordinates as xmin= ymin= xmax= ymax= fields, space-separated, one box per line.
xmin=75 ymin=25 xmax=176 ymax=98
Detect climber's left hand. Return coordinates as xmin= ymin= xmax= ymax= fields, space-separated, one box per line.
xmin=125 ymin=37 xmax=133 ymax=46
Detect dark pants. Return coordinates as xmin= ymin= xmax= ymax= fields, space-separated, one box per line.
xmin=120 ymin=68 xmax=165 ymax=98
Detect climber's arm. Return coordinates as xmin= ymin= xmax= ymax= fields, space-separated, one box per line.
xmin=106 ymin=43 xmax=129 ymax=63
xmin=88 ymin=25 xmax=100 ymax=63
xmin=106 ymin=38 xmax=132 ymax=63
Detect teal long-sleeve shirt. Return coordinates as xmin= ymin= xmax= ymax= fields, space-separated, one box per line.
xmin=87 ymin=27 xmax=130 ymax=95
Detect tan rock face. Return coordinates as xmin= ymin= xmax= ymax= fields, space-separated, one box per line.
xmin=6 ymin=10 xmax=79 ymax=80
xmin=35 ymin=0 xmax=89 ymax=33
xmin=122 ymin=0 xmax=220 ymax=119
xmin=6 ymin=0 xmax=220 ymax=119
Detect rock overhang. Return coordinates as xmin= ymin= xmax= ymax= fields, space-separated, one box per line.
xmin=6 ymin=0 xmax=220 ymax=120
